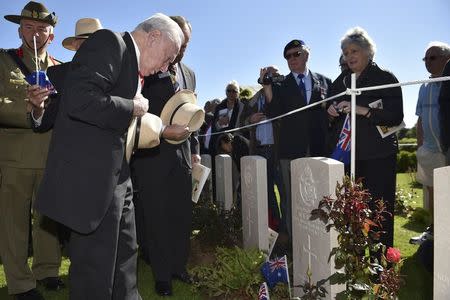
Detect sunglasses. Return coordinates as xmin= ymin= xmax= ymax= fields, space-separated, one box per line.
xmin=422 ymin=55 xmax=442 ymax=62
xmin=284 ymin=50 xmax=302 ymax=60
xmin=226 ymin=89 xmax=238 ymax=93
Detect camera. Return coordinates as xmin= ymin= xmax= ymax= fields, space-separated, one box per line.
xmin=258 ymin=72 xmax=285 ymax=85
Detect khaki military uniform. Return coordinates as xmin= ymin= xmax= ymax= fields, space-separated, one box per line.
xmin=0 ymin=46 xmax=61 ymax=294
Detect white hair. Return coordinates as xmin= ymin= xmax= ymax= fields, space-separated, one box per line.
xmin=341 ymin=26 xmax=377 ymax=60
xmin=226 ymin=80 xmax=240 ymax=93
xmin=134 ymin=13 xmax=184 ymax=50
xmin=426 ymin=41 xmax=450 ymax=57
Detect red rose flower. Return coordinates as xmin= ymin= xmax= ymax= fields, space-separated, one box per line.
xmin=386 ymin=247 xmax=401 ymax=263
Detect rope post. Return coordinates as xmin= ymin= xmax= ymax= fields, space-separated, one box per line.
xmin=350 ymin=73 xmax=356 ymax=179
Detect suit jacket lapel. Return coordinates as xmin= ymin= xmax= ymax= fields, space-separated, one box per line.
xmin=178 ymin=62 xmax=191 ymax=90
xmin=310 ymin=71 xmax=323 ymax=104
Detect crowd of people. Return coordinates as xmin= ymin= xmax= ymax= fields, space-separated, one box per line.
xmin=0 ymin=1 xmax=449 ymax=300
xmin=199 ymin=27 xmax=450 ymax=263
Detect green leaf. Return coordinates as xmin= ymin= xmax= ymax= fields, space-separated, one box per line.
xmin=349 ymin=282 xmax=371 ymax=291
xmin=335 ymin=290 xmax=350 ymax=300
xmin=328 ymin=271 xmax=347 ymax=285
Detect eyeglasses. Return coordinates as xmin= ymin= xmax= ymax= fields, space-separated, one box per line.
xmin=422 ymin=55 xmax=442 ymax=62
xmin=284 ymin=51 xmax=302 ymax=60
xmin=226 ymin=89 xmax=238 ymax=93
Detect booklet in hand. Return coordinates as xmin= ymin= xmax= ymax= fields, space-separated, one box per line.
xmin=368 ymin=99 xmax=405 ymax=138
xmin=192 ymin=163 xmax=211 ymax=203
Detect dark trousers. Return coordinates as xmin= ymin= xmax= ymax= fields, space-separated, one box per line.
xmin=255 ymin=145 xmax=281 ymax=230
xmin=133 ymin=156 xmax=192 ymax=282
xmin=68 ymin=177 xmax=140 ymax=300
xmin=356 ymin=154 xmax=397 ymax=248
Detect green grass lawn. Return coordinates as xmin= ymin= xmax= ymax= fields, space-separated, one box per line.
xmin=0 ymin=173 xmax=433 ymax=299
xmin=394 ymin=173 xmax=433 ymax=300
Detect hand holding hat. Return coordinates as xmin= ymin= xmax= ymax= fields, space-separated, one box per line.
xmin=160 ymin=89 xmax=205 ymax=144
xmin=132 ymin=94 xmax=149 ymax=117
xmin=161 ymin=124 xmax=190 ymax=142
xmin=126 ymin=113 xmax=163 ymax=162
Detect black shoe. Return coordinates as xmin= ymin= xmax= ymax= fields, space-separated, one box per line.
xmin=155 ymin=281 xmax=172 ymax=296
xmin=172 ymin=271 xmax=193 ymax=284
xmin=37 ymin=276 xmax=65 ymax=291
xmin=14 ymin=288 xmax=44 ymax=300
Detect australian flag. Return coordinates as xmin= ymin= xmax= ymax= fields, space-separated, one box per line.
xmin=258 ymin=282 xmax=270 ymax=300
xmin=331 ymin=114 xmax=351 ymax=165
xmin=261 ymin=255 xmax=289 ymax=289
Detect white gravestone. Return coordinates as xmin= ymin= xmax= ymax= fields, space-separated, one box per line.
xmin=241 ymin=156 xmax=269 ymax=252
xmin=215 ymin=154 xmax=233 ymax=210
xmin=200 ymin=154 xmax=212 ymax=200
xmin=291 ymin=157 xmax=345 ymax=299
xmin=433 ymin=166 xmax=450 ymax=300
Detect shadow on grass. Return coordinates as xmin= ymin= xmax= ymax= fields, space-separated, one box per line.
xmin=401 ymin=208 xmax=431 ymax=232
xmin=399 ymin=253 xmax=432 ymax=300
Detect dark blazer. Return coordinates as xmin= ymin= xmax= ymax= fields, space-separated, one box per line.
xmin=134 ymin=62 xmax=197 ymax=169
xmin=439 ymin=60 xmax=450 ymax=152
xmin=34 ymin=30 xmax=136 ymax=234
xmin=131 ymin=62 xmax=196 ymax=280
xmin=31 ymin=62 xmax=70 ymax=133
xmin=267 ymin=70 xmax=331 ymax=159
xmin=178 ymin=62 xmax=199 ymax=160
xmin=327 ymin=61 xmax=403 ymax=160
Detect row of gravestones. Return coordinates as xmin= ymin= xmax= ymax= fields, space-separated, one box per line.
xmin=200 ymin=154 xmax=450 ymax=299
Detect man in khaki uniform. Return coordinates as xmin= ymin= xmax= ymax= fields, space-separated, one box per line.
xmin=0 ymin=2 xmax=63 ymax=299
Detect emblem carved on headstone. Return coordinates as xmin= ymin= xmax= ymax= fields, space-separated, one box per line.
xmin=244 ymin=164 xmax=253 ymax=188
xmin=300 ymin=163 xmax=317 ymax=207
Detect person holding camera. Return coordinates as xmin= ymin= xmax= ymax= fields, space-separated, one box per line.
xmin=260 ymin=39 xmax=331 ymax=244
xmin=240 ymin=77 xmax=282 ymax=231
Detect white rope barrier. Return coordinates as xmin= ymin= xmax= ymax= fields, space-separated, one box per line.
xmin=199 ymin=76 xmax=450 ymax=138
xmin=199 ymin=90 xmax=348 ymax=137
xmin=354 ymin=76 xmax=450 ymax=93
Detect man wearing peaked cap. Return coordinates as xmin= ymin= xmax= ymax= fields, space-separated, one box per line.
xmin=0 ymin=2 xmax=63 ymax=299
xmin=259 ymin=38 xmax=331 ymax=252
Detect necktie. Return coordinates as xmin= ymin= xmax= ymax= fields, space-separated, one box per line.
xmin=169 ymin=64 xmax=180 ymax=92
xmin=297 ymin=73 xmax=307 ymax=103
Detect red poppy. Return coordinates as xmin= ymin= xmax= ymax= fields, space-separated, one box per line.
xmin=386 ymin=247 xmax=401 ymax=263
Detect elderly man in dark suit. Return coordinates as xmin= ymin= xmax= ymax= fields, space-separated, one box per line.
xmin=32 ymin=13 xmax=190 ymax=299
xmin=260 ymin=39 xmax=331 ymax=245
xmin=131 ymin=15 xmax=199 ymax=297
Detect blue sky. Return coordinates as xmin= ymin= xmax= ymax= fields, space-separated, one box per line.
xmin=1 ymin=0 xmax=449 ymax=128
